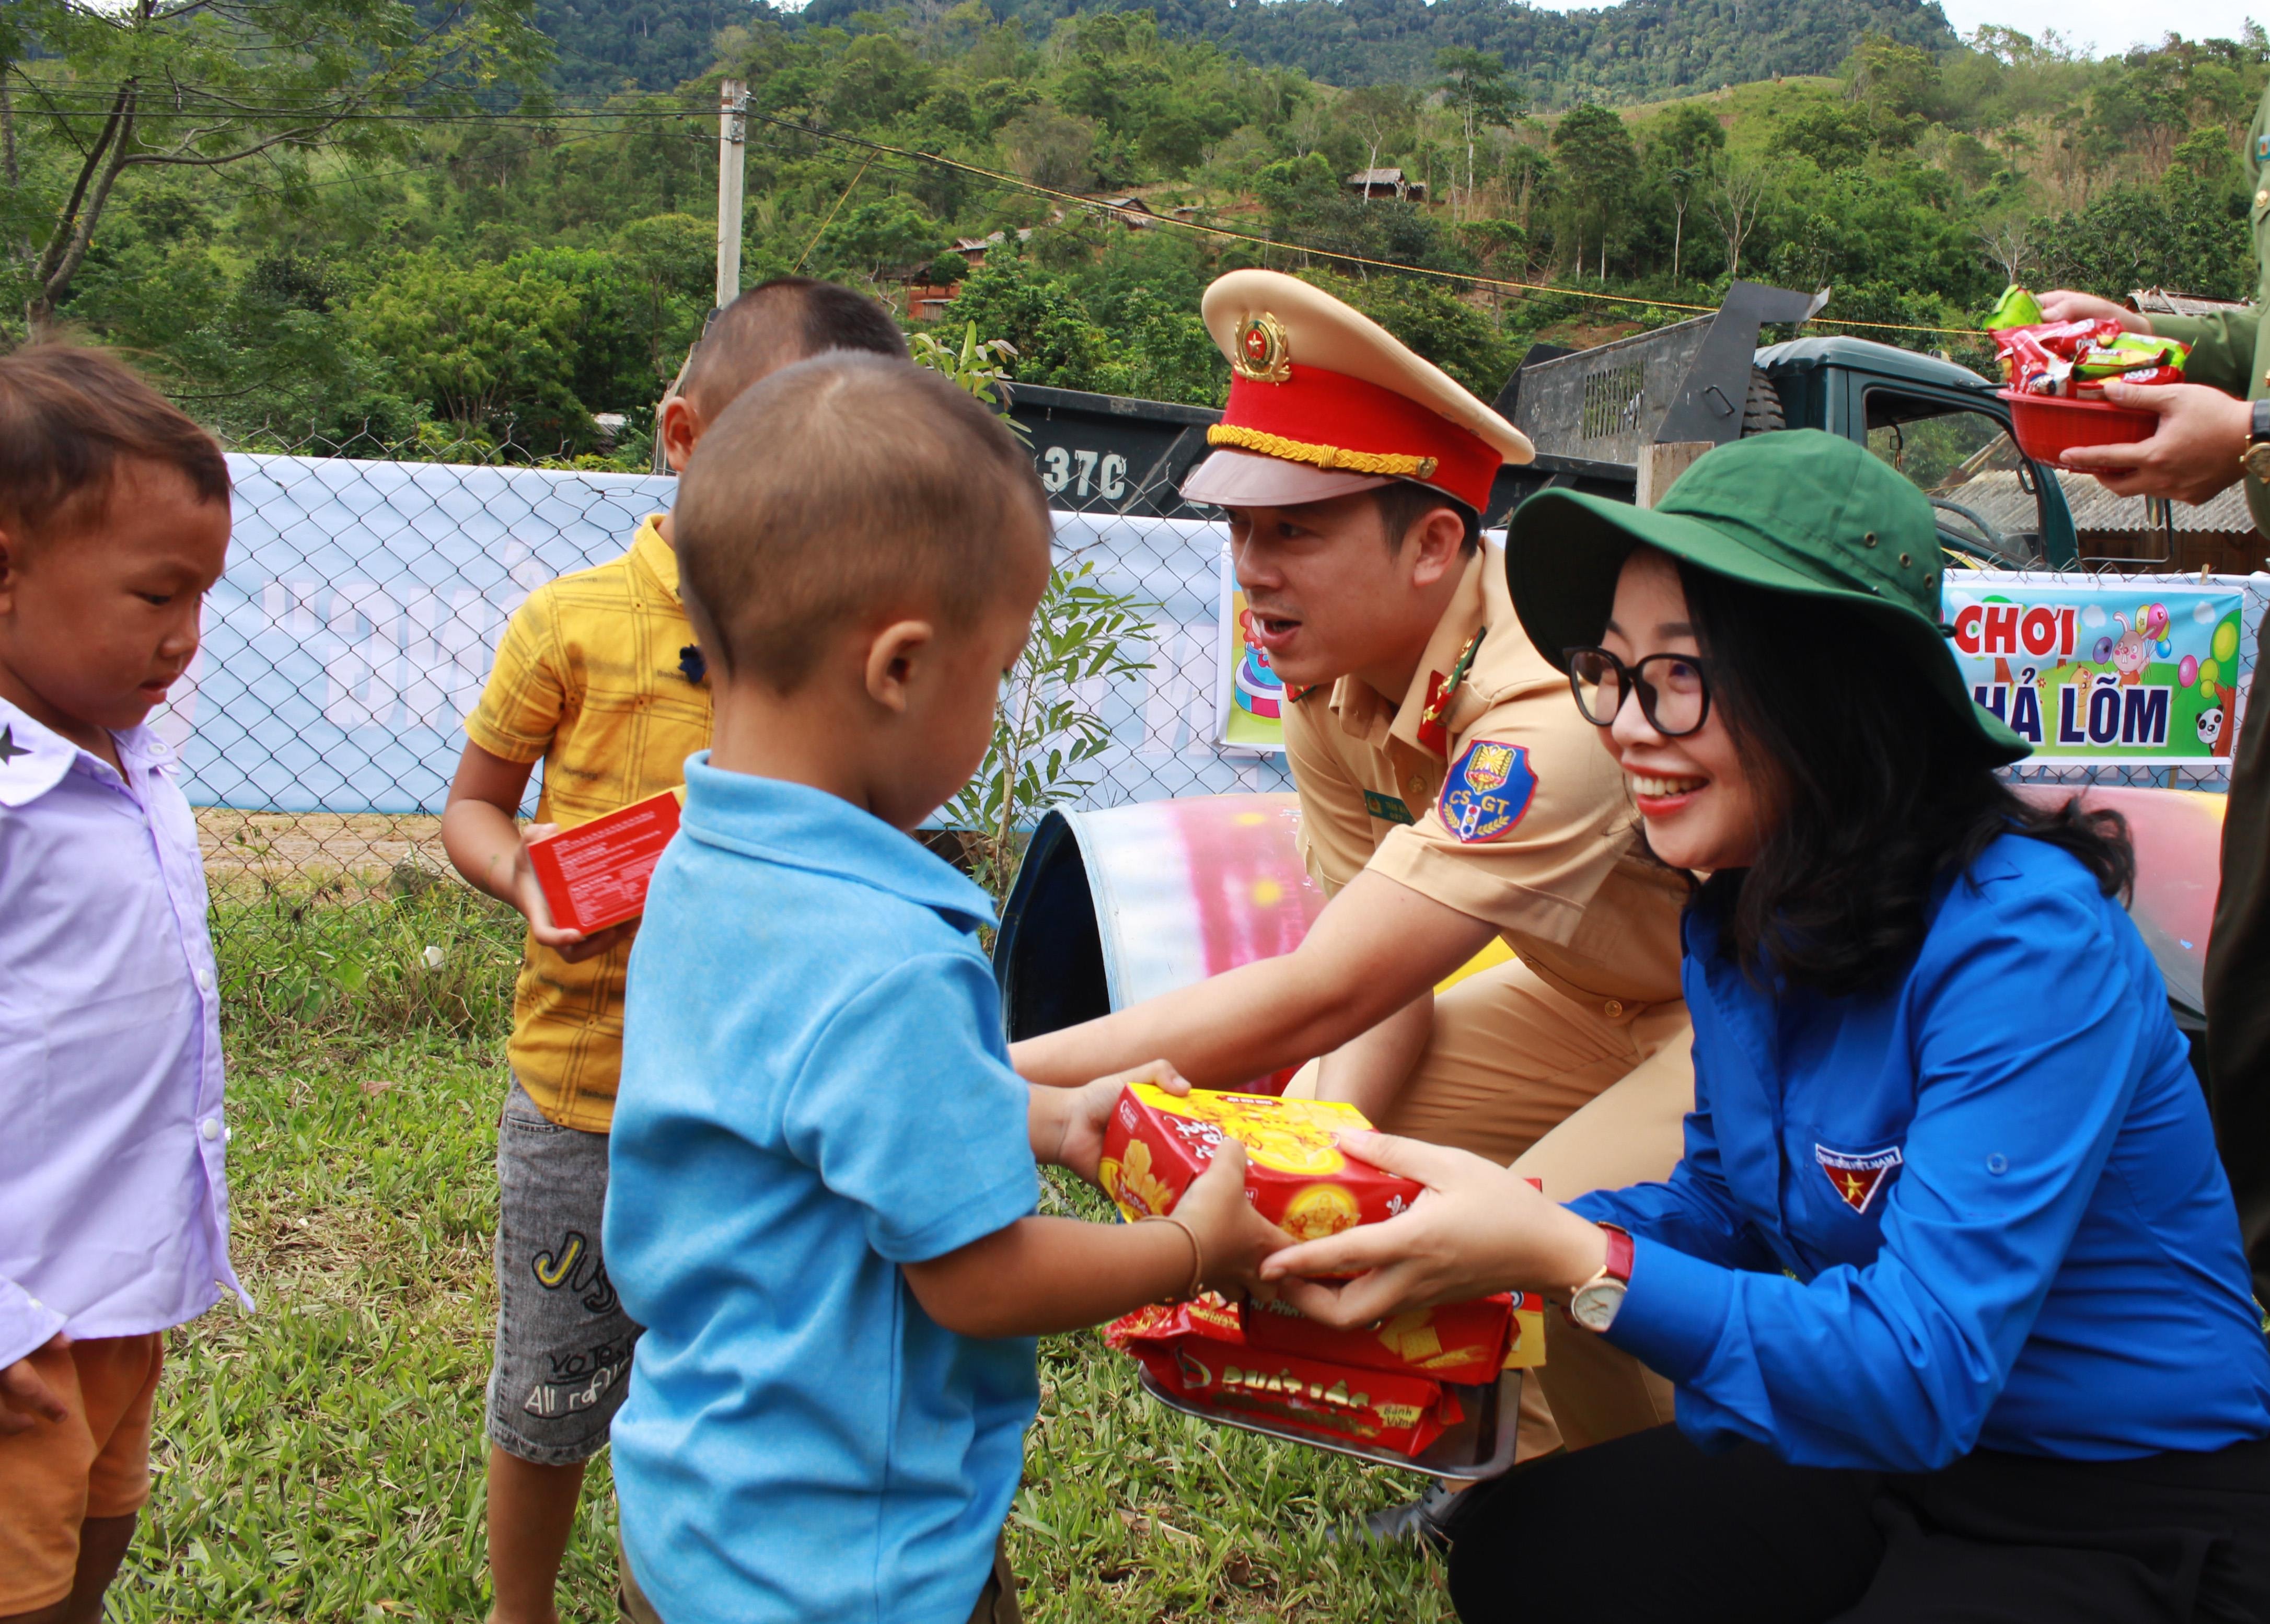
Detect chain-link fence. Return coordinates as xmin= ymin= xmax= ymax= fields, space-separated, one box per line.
xmin=183 ymin=441 xmax=1288 ymax=967
xmin=183 ymin=439 xmax=2263 ymax=1018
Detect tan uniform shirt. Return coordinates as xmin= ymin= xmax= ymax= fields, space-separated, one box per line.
xmin=1284 ymin=544 xmax=1687 ymax=1012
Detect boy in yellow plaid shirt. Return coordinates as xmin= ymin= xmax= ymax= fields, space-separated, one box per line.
xmin=440 ymin=280 xmax=908 ymax=1624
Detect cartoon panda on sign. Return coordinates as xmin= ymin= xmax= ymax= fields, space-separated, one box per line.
xmin=2199 ymin=705 xmax=2226 ymax=749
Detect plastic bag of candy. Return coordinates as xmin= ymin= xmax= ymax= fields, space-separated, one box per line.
xmin=1983 ymin=285 xmax=2188 ymax=399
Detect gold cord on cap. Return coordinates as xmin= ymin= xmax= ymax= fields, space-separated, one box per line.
xmin=1206 ymin=423 xmax=1439 ymax=481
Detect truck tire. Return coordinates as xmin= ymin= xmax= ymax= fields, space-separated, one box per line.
xmin=1740 ymin=366 xmax=1786 ymax=436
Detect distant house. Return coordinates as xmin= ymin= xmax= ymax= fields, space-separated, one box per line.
xmin=899 ymin=283 xmax=958 ymax=322
xmin=1347 ymin=167 xmax=1427 ymax=202
xmin=1085 ymin=194 xmax=1156 ymax=227
xmin=2127 ymin=287 xmax=2251 ymax=320
xmin=951 ymin=228 xmax=1033 ymax=270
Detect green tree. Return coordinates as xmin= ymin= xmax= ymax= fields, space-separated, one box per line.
xmin=6 ymin=0 xmax=548 ymax=333
xmin=610 ymin=213 xmax=714 ymax=386
xmin=352 ymin=251 xmax=587 ymax=445
xmin=1549 ymin=102 xmax=1639 ymax=280
xmin=1644 ymin=103 xmax=1724 ymax=283
xmin=1434 ymin=48 xmax=1523 ymax=221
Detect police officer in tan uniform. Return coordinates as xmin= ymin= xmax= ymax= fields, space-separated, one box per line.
xmin=1013 ymin=271 xmax=1686 ymax=1457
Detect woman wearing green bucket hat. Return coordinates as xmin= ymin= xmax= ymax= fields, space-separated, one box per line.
xmin=1261 ymin=431 xmax=2270 ymax=1621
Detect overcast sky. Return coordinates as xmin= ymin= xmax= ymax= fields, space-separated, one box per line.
xmin=1518 ymin=0 xmax=2262 ymax=56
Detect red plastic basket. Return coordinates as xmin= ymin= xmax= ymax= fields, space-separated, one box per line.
xmin=1996 ymin=387 xmax=2158 ymax=462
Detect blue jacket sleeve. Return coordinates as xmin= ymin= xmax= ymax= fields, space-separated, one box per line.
xmin=1597 ymin=877 xmax=2151 ymax=1470
xmin=1571 ymin=1047 xmax=1772 ymax=1272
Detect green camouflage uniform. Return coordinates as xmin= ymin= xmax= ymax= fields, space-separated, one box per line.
xmin=2150 ymin=78 xmax=2270 ymax=1294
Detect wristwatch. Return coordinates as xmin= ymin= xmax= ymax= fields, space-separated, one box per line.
xmin=2240 ymin=398 xmax=2270 ymax=483
xmin=1567 ymin=1224 xmax=1635 ymax=1333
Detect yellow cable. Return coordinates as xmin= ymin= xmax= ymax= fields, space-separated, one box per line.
xmin=792 ymin=155 xmax=874 ymax=274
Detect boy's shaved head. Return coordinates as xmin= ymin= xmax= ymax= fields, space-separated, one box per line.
xmin=676 ymin=354 xmax=1049 ymax=692
xmin=679 ymin=277 xmax=909 ymax=419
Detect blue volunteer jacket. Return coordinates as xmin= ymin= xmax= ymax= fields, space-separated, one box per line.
xmin=1573 ymin=833 xmax=2270 ymax=1472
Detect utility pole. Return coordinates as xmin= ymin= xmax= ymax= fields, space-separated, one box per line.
xmin=715 ymin=78 xmax=747 ymax=314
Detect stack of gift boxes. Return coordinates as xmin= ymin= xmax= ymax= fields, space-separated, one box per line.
xmin=1098 ymin=1082 xmax=1543 ymax=1458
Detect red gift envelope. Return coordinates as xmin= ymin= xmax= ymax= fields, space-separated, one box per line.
xmin=526 ymin=790 xmax=682 ymax=934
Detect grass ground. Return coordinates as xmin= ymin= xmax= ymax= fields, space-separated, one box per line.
xmin=114 ymin=892 xmax=1454 ymax=1620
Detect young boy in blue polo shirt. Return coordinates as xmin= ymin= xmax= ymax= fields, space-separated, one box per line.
xmin=604 ymin=352 xmax=1287 ymax=1624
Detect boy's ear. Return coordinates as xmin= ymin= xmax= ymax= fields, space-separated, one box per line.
xmin=661 ymin=395 xmax=704 ymax=474
xmin=0 ymin=526 xmax=17 ymax=613
xmin=863 ymin=619 xmax=936 ymax=714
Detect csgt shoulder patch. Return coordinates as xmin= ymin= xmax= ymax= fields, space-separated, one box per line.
xmin=1438 ymin=740 xmax=1536 ymax=843
xmin=1814 ymin=1143 xmax=1903 ymax=1215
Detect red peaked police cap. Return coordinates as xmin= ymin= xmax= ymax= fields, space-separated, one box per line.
xmin=1183 ymin=269 xmax=1534 ymax=517
xmin=1214 ymin=364 xmax=1506 ymax=515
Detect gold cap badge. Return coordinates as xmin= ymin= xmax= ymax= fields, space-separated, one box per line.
xmin=1232 ymin=311 xmax=1292 ymax=384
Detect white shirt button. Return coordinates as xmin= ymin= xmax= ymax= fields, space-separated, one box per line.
xmin=196 ymin=968 xmax=213 ymax=993
xmin=201 ymin=1117 xmax=222 ymax=1141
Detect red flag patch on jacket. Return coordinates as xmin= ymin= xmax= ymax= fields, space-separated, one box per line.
xmin=1814 ymin=1143 xmax=1903 ymax=1215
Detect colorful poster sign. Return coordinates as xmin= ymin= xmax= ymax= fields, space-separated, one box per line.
xmin=1214 ymin=543 xmax=1287 ymax=752
xmin=1944 ymin=578 xmax=2246 ymax=762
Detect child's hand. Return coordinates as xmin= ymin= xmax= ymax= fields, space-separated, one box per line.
xmin=0 ymin=1333 xmax=71 ymax=1435
xmin=1174 ymin=1142 xmax=1295 ymax=1298
xmin=511 ymin=824 xmax=638 ymax=965
xmin=1040 ymin=1059 xmax=1190 ymax=1182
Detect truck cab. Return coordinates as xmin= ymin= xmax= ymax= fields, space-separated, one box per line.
xmin=1757 ymin=334 xmax=2080 ymax=569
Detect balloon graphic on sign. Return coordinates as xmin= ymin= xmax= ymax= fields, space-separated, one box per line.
xmin=2156 ymin=640 xmax=2173 ymax=659
xmin=2203 ymin=658 xmax=2222 ymax=689
xmin=2093 ymin=635 xmax=2115 ymax=663
xmin=2214 ymin=620 xmax=2241 ymax=664
xmin=2179 ymin=654 xmax=2200 ymax=688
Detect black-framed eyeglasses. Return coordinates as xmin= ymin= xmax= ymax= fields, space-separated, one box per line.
xmin=1563 ymin=646 xmax=1713 ymax=737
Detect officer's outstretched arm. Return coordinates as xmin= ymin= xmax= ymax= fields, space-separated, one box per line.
xmin=1011 ymin=869 xmax=1496 ymax=1090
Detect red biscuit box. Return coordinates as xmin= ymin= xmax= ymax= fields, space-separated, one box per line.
xmin=1240 ymin=1292 xmax=1539 ymax=1385
xmin=525 ymin=789 xmax=682 ymax=934
xmin=1107 ymin=1299 xmax=1463 ymax=1457
xmin=1096 ymin=1082 xmax=1422 ymax=1243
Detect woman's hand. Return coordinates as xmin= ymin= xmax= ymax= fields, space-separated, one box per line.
xmin=1041 ymin=1059 xmax=1189 ymax=1182
xmin=1257 ymin=1131 xmax=1608 ymax=1327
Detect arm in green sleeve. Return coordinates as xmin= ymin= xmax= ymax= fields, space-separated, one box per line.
xmin=2155 ymin=312 xmax=2261 ymax=399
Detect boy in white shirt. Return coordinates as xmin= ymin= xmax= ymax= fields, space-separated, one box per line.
xmin=0 ymin=344 xmax=242 ymax=1623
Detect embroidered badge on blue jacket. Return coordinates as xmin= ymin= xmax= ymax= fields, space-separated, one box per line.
xmin=1438 ymin=740 xmax=1536 ymax=843
xmin=1815 ymin=1143 xmax=1903 ymax=1215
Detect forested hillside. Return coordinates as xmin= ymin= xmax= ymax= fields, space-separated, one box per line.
xmin=1 ymin=1 xmax=2261 ymax=465
xmin=803 ymin=0 xmax=1960 ymax=102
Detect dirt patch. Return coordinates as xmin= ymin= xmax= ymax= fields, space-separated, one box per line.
xmin=199 ymin=809 xmax=448 ymax=897
xmin=1532 ymin=316 xmax=1645 ymax=351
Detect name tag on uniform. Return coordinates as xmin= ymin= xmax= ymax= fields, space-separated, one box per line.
xmin=1364 ymin=791 xmax=1415 ymax=825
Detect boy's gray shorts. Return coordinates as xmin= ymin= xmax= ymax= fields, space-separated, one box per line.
xmin=487 ymin=1078 xmax=643 ymax=1465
